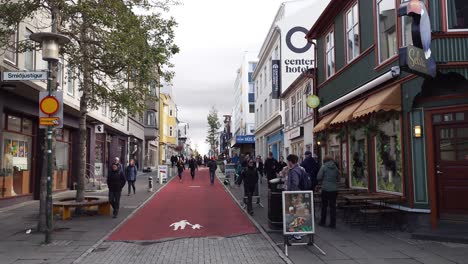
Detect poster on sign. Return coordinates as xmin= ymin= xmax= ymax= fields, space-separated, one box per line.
xmin=158 ymin=165 xmax=168 ymax=183
xmin=282 ymin=191 xmax=315 ymax=235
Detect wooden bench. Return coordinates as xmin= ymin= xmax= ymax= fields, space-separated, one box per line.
xmin=53 ymin=196 xmax=111 ymax=220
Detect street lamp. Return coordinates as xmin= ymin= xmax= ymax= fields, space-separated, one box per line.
xmin=30 ymin=32 xmax=70 ymax=244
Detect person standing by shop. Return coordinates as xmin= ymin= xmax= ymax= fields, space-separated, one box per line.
xmin=208 ymin=157 xmax=217 ymax=185
xmin=236 ymin=159 xmax=259 ymax=215
xmin=256 ymin=155 xmax=264 ymax=184
xmin=264 ymin=152 xmax=278 ymax=189
xmin=300 ymin=151 xmax=320 ymax=191
xmin=188 ymin=155 xmax=198 ymax=180
xmin=317 ymin=155 xmax=340 ymax=228
xmin=177 ymin=158 xmax=185 ymax=183
xmin=107 ymin=164 xmax=126 ymax=218
xmin=277 ymin=156 xmax=288 ymax=173
xmin=126 ymin=159 xmax=138 ymax=195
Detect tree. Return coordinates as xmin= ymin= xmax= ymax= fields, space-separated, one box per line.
xmin=206 ymin=106 xmax=221 ymax=157
xmin=0 ymin=0 xmax=178 ymax=229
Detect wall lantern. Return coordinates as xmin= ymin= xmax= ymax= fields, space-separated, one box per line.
xmin=414 ymin=125 xmax=422 ymax=138
xmin=317 ymin=141 xmax=321 ymax=146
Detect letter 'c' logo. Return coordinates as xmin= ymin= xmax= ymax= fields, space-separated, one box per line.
xmin=286 ymin=26 xmax=312 ymax=54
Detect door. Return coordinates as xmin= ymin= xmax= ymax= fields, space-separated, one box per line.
xmin=435 ymin=124 xmax=468 ymax=217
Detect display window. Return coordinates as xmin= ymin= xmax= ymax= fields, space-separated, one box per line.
xmin=348 ymin=124 xmax=368 ymax=188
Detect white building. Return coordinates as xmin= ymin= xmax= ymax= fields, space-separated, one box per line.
xmin=254 ymin=0 xmax=329 ymax=160
xmin=231 ymin=52 xmax=258 ymax=155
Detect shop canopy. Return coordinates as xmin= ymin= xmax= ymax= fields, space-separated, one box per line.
xmin=313 ymin=111 xmax=340 ymax=133
xmin=329 ymin=99 xmax=365 ymax=125
xmin=353 ymin=85 xmax=401 ymax=119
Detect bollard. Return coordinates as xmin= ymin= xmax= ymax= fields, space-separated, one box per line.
xmin=148 ymin=176 xmax=153 ymax=192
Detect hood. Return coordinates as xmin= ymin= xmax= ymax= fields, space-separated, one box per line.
xmin=325 ymin=160 xmax=337 ymax=169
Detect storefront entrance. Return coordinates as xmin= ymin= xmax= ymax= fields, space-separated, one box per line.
xmin=435 ymin=122 xmax=468 ymax=218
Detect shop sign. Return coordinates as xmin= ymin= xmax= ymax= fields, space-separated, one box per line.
xmin=399 ymin=46 xmax=436 ymax=78
xmin=39 ymin=91 xmax=63 ymax=129
xmin=288 ymin=127 xmax=304 ymax=140
xmin=2 ymin=71 xmax=47 ymax=81
xmin=272 ymin=60 xmax=281 ymax=99
xmin=95 ymin=124 xmax=105 ymax=133
xmin=282 ymin=191 xmax=315 ymax=235
xmin=236 ymin=135 xmax=255 ymax=144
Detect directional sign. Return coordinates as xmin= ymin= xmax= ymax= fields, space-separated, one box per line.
xmin=39 ymin=91 xmax=63 ymax=129
xmin=2 ymin=71 xmax=47 ymax=81
xmin=39 ymin=117 xmax=60 ymax=126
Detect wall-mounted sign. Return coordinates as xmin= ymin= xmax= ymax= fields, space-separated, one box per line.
xmin=236 ymin=135 xmax=255 ymax=144
xmin=288 ymin=127 xmax=304 ymax=140
xmin=2 ymin=71 xmax=47 ymax=81
xmin=399 ymin=46 xmax=436 ymax=78
xmin=272 ymin=60 xmax=281 ymax=99
xmin=39 ymin=91 xmax=63 ymax=129
xmin=95 ymin=124 xmax=105 ymax=133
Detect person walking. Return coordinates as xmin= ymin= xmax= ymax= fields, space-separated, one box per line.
xmin=126 ymin=159 xmax=138 ymax=195
xmin=107 ymin=164 xmax=126 ymax=218
xmin=277 ymin=156 xmax=288 ymax=173
xmin=317 ymin=155 xmax=340 ymax=229
xmin=208 ymin=157 xmax=217 ymax=185
xmin=112 ymin=157 xmax=123 ymax=173
xmin=188 ymin=155 xmax=197 ymax=180
xmin=286 ymin=154 xmax=307 ymax=240
xmin=177 ymin=158 xmax=185 ymax=183
xmin=170 ymin=155 xmax=177 ymax=168
xmin=300 ymin=151 xmax=320 ymax=191
xmin=256 ymin=155 xmax=264 ymax=184
xmin=236 ymin=159 xmax=259 ymax=215
xmin=264 ymin=152 xmax=278 ymax=189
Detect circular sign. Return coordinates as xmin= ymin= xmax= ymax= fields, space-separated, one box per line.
xmin=286 ymin=26 xmax=312 ymax=54
xmin=306 ymin=95 xmax=320 ymax=109
xmin=40 ymin=96 xmax=59 ymax=115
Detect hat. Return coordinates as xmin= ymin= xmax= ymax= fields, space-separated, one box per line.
xmin=304 ymin=151 xmax=312 ymax=156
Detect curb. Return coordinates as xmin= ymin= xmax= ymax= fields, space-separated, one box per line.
xmin=218 ymin=175 xmax=293 ymax=264
xmin=72 ymin=175 xmax=176 ymax=263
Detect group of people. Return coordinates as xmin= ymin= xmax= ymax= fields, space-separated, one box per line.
xmin=234 ymin=151 xmax=340 ymax=232
xmin=107 ymin=157 xmax=139 ymax=218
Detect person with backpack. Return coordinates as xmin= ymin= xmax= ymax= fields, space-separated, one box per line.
xmin=300 ymin=151 xmax=320 ymax=191
xmin=236 ymin=159 xmax=259 ymax=215
xmin=286 ymin=154 xmax=309 ymax=240
xmin=317 ymin=155 xmax=340 ymax=229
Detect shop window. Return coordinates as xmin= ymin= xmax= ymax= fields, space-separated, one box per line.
xmin=374 ymin=114 xmax=402 ymax=194
xmin=447 ymin=0 xmax=468 ymax=31
xmin=349 ymin=124 xmax=368 ymax=188
xmin=377 ymin=0 xmax=397 ymax=63
xmin=7 ymin=115 xmax=21 ymax=132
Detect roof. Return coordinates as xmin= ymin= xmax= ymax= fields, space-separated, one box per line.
xmin=306 ymin=0 xmax=344 ymax=40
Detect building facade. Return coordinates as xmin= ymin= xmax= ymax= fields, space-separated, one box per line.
xmin=307 ymin=0 xmax=468 ymax=228
xmin=159 ymin=93 xmax=178 ymax=164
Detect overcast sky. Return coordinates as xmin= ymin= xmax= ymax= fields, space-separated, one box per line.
xmin=168 ymin=0 xmax=287 ymax=155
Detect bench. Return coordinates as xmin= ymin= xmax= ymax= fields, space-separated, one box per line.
xmin=53 ymin=196 xmax=111 ymax=220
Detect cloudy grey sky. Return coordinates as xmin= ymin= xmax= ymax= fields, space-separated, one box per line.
xmin=168 ymin=0 xmax=287 ymax=155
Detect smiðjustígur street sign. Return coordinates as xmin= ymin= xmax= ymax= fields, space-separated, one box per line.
xmin=2 ymin=71 xmax=47 ymax=81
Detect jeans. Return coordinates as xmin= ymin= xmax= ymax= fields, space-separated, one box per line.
xmin=209 ymin=171 xmax=215 ymax=184
xmin=178 ymin=170 xmax=183 ymax=179
xmin=244 ymin=185 xmax=255 ymax=213
xmin=190 ymin=168 xmax=196 ymax=179
xmin=127 ymin=180 xmax=135 ymax=194
xmin=320 ymin=190 xmax=337 ymax=226
xmin=108 ymin=191 xmax=121 ymax=216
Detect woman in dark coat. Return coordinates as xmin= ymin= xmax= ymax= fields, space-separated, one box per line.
xmin=236 ymin=159 xmax=259 ymax=215
xmin=107 ymin=164 xmax=126 ymax=218
xmin=126 ymin=159 xmax=138 ymax=195
xmin=177 ymin=158 xmax=185 ymax=183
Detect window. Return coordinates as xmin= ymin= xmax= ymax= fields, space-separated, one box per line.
xmin=260 ymin=104 xmax=263 ymax=123
xmin=349 ymin=124 xmax=368 ymax=188
xmin=249 ymin=103 xmax=255 ymax=113
xmin=377 ymin=0 xmax=397 ymax=63
xmin=264 ymin=99 xmax=267 ymax=121
xmin=256 ymin=80 xmax=259 ymax=98
xmin=285 ymin=99 xmax=290 ymax=127
xmin=297 ymin=89 xmax=303 ymax=121
xmin=249 ymin=62 xmax=257 ymax=72
xmin=325 ymin=30 xmax=335 ymax=78
xmin=4 ymin=29 xmax=17 ymax=64
xmin=447 ymin=0 xmax=468 ymax=31
xmin=102 ymin=102 xmax=108 ymax=116
xmin=57 ymin=58 xmax=64 ymax=90
xmin=24 ymin=29 xmax=34 ymax=70
xmin=169 ymin=126 xmax=173 ymax=137
xmin=67 ymin=67 xmax=75 ymax=96
xmin=264 ymin=66 xmax=267 ymax=85
xmin=401 ymin=0 xmax=413 ymax=47
xmin=305 ymin=82 xmax=313 ymax=116
xmin=259 ymin=74 xmax=263 ymax=92
xmin=274 ymin=46 xmax=279 ymax=60
xmin=268 ymin=94 xmax=272 ymax=115
xmin=149 ymin=81 xmax=157 ymax=96
xmin=249 ymin=82 xmax=255 ymax=93
xmin=146 ymin=111 xmax=157 ymax=127
xmin=346 ymin=3 xmax=360 ymax=62
xmin=291 ymin=94 xmax=297 ymax=123
xmin=169 ymin=108 xmax=173 ymax=117
xmin=256 ymin=109 xmax=259 ymax=125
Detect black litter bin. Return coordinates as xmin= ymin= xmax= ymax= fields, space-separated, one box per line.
xmin=268 ymin=180 xmax=284 ymax=230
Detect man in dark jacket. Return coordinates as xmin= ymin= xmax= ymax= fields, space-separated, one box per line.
xmin=188 ymin=155 xmax=198 ymax=180
xmin=264 ymin=152 xmax=278 ymax=189
xmin=107 ymin=164 xmax=126 ymax=218
xmin=125 ymin=159 xmax=138 ymax=195
xmin=236 ymin=159 xmax=259 ymax=215
xmin=300 ymin=151 xmax=320 ymax=191
xmin=208 ymin=157 xmax=217 ymax=185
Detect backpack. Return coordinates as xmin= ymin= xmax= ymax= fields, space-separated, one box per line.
xmin=297 ymin=167 xmax=313 ymax=190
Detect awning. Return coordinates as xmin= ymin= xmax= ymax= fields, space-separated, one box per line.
xmin=330 ymin=100 xmax=365 ymax=125
xmin=353 ymin=85 xmax=401 ymax=119
xmin=313 ymin=111 xmax=340 ymax=133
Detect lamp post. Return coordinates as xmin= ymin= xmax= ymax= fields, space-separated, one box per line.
xmin=30 ymin=32 xmax=70 ymax=244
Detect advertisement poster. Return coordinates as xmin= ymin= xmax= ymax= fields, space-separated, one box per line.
xmin=282 ymin=191 xmax=314 ymax=234
xmin=158 ymin=165 xmax=168 ymax=183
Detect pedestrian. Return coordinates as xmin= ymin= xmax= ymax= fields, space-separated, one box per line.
xmin=317 ymin=155 xmax=340 ymax=229
xmin=188 ymin=155 xmax=197 ymax=180
xmin=236 ymin=159 xmax=259 ymax=215
xmin=300 ymin=151 xmax=320 ymax=191
xmin=264 ymin=152 xmax=278 ymax=189
xmin=277 ymin=156 xmax=288 ymax=173
xmin=232 ymin=153 xmax=239 ymax=165
xmin=286 ymin=154 xmax=307 ymax=240
xmin=208 ymin=157 xmax=217 ymax=185
xmin=256 ymin=155 xmax=264 ymax=184
xmin=112 ymin=157 xmax=123 ymax=173
xmin=126 ymin=159 xmax=138 ymax=195
xmin=170 ymin=155 xmax=177 ymax=168
xmin=107 ymin=164 xmax=126 ymax=218
xmin=177 ymin=158 xmax=184 ymax=183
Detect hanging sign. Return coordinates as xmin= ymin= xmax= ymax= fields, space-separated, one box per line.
xmin=272 ymin=60 xmax=281 ymax=99
xmin=306 ymin=95 xmax=320 ymax=108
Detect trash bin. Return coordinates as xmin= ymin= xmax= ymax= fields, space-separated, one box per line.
xmin=268 ymin=180 xmax=284 ymax=230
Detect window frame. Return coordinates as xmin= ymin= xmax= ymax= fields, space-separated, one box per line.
xmin=445 ymin=0 xmax=468 ymax=32
xmin=24 ymin=28 xmax=35 ymax=71
xmin=376 ymin=0 xmax=398 ymax=64
xmin=324 ymin=27 xmax=336 ymax=79
xmin=66 ymin=66 xmax=75 ymax=97
xmin=4 ymin=28 xmax=18 ymax=65
xmin=345 ymin=2 xmax=361 ymax=63
xmin=169 ymin=126 xmax=173 ymax=137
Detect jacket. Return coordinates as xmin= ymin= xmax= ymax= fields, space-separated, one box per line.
xmin=300 ymin=156 xmax=319 ymax=183
xmin=237 ymin=166 xmax=259 ymax=188
xmin=188 ymin=159 xmax=197 ymax=169
xmin=107 ymin=169 xmax=126 ymax=192
xmin=256 ymin=161 xmax=264 ymax=172
xmin=287 ymin=165 xmax=302 ymax=191
xmin=277 ymin=161 xmax=288 ymax=173
xmin=264 ymin=158 xmax=278 ymax=177
xmin=208 ymin=160 xmax=217 ymax=172
xmin=125 ymin=165 xmax=138 ymax=181
xmin=317 ymin=161 xmax=340 ymax=192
